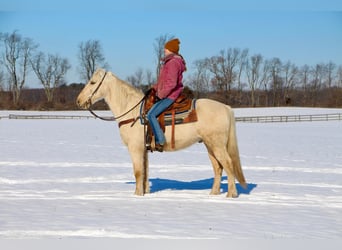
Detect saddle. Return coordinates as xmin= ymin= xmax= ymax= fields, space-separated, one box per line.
xmin=142 ymin=89 xmax=198 ymax=150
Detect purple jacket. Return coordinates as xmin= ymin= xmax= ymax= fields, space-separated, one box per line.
xmin=154 ymin=54 xmax=186 ymax=101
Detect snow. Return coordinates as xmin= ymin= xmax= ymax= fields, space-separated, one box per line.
xmin=0 ymin=107 xmax=341 ymax=240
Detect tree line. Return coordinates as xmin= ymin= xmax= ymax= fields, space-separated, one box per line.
xmin=1 ymin=31 xmax=341 ymax=110
xmin=186 ymin=48 xmax=342 ymax=107
xmin=0 ymin=30 xmax=108 ymax=109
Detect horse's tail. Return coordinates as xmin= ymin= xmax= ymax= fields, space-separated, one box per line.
xmin=226 ymin=106 xmax=247 ymax=189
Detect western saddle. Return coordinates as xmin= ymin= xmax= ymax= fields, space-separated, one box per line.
xmin=143 ymin=88 xmax=197 ymax=151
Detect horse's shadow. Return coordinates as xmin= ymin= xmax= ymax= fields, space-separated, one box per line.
xmin=128 ymin=177 xmax=257 ymax=195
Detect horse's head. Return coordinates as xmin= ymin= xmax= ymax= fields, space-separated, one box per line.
xmin=77 ymin=68 xmax=107 ymax=109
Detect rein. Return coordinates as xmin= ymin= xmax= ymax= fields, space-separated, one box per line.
xmin=87 ymin=71 xmax=146 ymax=123
xmin=88 ymin=97 xmax=145 ymax=122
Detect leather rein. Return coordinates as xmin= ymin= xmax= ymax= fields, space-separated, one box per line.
xmin=86 ymin=71 xmax=146 ymax=126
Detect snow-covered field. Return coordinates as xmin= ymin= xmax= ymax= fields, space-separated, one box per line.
xmin=0 ymin=107 xmax=341 ymax=240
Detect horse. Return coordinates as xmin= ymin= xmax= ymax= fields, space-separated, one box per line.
xmin=77 ymin=68 xmax=247 ymax=198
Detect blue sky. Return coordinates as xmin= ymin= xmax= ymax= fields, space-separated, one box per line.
xmin=1 ymin=1 xmax=342 ymax=87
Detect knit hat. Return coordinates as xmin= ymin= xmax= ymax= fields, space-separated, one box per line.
xmin=164 ymin=38 xmax=180 ymax=54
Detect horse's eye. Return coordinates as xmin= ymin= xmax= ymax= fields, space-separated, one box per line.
xmin=90 ymin=81 xmax=96 ymax=85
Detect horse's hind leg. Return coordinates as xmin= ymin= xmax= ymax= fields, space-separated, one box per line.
xmin=206 ymin=148 xmax=223 ymax=195
xmin=212 ymin=148 xmax=238 ymax=198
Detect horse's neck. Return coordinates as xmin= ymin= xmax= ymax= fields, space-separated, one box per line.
xmin=105 ymin=74 xmax=143 ymax=119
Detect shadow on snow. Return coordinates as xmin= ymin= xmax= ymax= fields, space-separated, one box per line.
xmin=127 ymin=177 xmax=257 ymax=195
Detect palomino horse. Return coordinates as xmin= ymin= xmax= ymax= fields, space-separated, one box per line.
xmin=77 ymin=68 xmax=247 ymax=197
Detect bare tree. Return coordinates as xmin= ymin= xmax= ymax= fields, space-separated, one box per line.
xmin=326 ymin=61 xmax=336 ymax=88
xmin=337 ymin=65 xmax=342 ymax=88
xmin=269 ymin=57 xmax=283 ymax=106
xmin=31 ymin=52 xmax=71 ymax=103
xmin=283 ymin=61 xmax=298 ymax=104
xmin=204 ymin=56 xmax=223 ymax=91
xmin=258 ymin=59 xmax=271 ymax=106
xmin=310 ymin=63 xmax=326 ymax=106
xmin=205 ymin=48 xmax=241 ymax=103
xmin=78 ymin=40 xmax=109 ymax=82
xmin=126 ymin=68 xmax=144 ymax=87
xmin=236 ymin=48 xmax=249 ymax=104
xmin=219 ymin=48 xmax=239 ymax=93
xmin=299 ymin=64 xmax=310 ymax=105
xmin=153 ymin=34 xmax=174 ymax=78
xmin=145 ymin=69 xmax=155 ymax=85
xmin=190 ymin=59 xmax=211 ymax=98
xmin=246 ymin=54 xmax=263 ymax=107
xmin=0 ymin=69 xmax=4 ymax=91
xmin=0 ymin=31 xmax=37 ymax=105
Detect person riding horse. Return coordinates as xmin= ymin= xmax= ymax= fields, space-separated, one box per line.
xmin=146 ymin=38 xmax=186 ymax=152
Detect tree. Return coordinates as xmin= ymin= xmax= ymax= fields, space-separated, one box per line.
xmin=145 ymin=69 xmax=155 ymax=86
xmin=126 ymin=68 xmax=144 ymax=87
xmin=259 ymin=59 xmax=271 ymax=106
xmin=153 ymin=34 xmax=175 ymax=79
xmin=269 ymin=57 xmax=283 ymax=106
xmin=246 ymin=54 xmax=263 ymax=107
xmin=204 ymin=48 xmax=242 ymax=103
xmin=326 ymin=61 xmax=336 ymax=88
xmin=299 ymin=64 xmax=310 ymax=106
xmin=0 ymin=69 xmax=4 ymax=91
xmin=78 ymin=40 xmax=109 ymax=82
xmin=31 ymin=52 xmax=71 ymax=103
xmin=283 ymin=61 xmax=298 ymax=104
xmin=0 ymin=31 xmax=37 ymax=105
xmin=236 ymin=49 xmax=249 ymax=104
xmin=337 ymin=65 xmax=342 ymax=88
xmin=190 ymin=59 xmax=211 ymax=98
xmin=310 ymin=63 xmax=326 ymax=106
xmin=126 ymin=68 xmax=155 ymax=93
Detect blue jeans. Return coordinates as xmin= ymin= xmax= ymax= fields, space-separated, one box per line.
xmin=147 ymin=98 xmax=174 ymax=145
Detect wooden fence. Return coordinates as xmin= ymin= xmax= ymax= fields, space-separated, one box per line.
xmin=6 ymin=114 xmax=94 ymax=120
xmin=235 ymin=113 xmax=342 ymax=123
xmin=1 ymin=113 xmax=342 ymax=123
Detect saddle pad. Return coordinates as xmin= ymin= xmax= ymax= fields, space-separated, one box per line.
xmin=140 ymin=99 xmax=197 ymax=126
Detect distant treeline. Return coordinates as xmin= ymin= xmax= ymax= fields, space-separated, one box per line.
xmin=0 ymin=83 xmax=341 ymax=110
xmin=1 ymin=31 xmax=341 ymax=110
xmin=0 ymin=83 xmax=106 ymax=110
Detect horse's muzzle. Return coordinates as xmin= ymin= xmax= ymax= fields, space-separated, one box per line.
xmin=76 ymin=97 xmax=91 ymax=109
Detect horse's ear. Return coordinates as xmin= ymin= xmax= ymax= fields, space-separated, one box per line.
xmin=95 ymin=68 xmax=106 ymax=79
xmin=90 ymin=69 xmax=103 ymax=83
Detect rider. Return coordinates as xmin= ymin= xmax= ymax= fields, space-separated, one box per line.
xmin=147 ymin=38 xmax=186 ymax=152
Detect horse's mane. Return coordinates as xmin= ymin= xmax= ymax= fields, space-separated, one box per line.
xmin=112 ymin=73 xmax=142 ymax=95
xmin=108 ymin=72 xmax=144 ymax=109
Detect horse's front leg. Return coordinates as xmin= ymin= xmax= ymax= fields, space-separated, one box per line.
xmin=132 ymin=161 xmax=144 ymax=196
xmin=143 ymin=149 xmax=150 ymax=194
xmin=129 ymin=146 xmax=149 ymax=196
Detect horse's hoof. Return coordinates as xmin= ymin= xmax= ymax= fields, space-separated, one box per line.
xmin=226 ymin=193 xmax=238 ymax=198
xmin=209 ymin=190 xmax=220 ymax=195
xmin=134 ymin=191 xmax=144 ymax=196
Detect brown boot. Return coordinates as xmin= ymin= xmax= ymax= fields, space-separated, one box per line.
xmin=155 ymin=143 xmax=164 ymax=152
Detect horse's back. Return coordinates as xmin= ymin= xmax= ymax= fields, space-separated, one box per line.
xmin=195 ymin=98 xmax=232 ymax=125
xmin=162 ymin=98 xmax=233 ymax=151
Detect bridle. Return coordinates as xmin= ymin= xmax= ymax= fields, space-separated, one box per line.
xmin=86 ymin=71 xmax=146 ymax=124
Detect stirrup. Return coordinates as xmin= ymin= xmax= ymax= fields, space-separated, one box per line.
xmin=145 ymin=131 xmax=153 ymax=151
xmin=146 ymin=143 xmax=152 ymax=151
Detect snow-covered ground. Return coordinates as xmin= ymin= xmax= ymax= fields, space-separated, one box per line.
xmin=0 ymin=107 xmax=341 ymax=239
